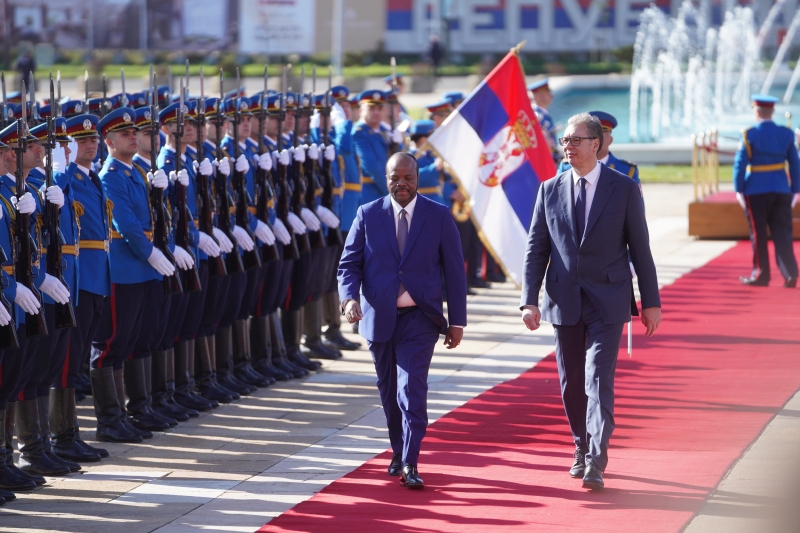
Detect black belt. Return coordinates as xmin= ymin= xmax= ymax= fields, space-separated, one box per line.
xmin=397 ymin=305 xmax=418 ymax=316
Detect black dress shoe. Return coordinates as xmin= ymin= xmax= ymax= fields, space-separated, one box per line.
xmin=0 ymin=488 xmax=15 ymax=502
xmin=740 ymin=276 xmax=769 ymax=286
xmin=569 ymin=448 xmax=586 ymax=478
xmin=582 ymin=459 xmax=604 ymax=491
xmin=468 ymin=279 xmax=491 ymax=289
xmin=783 ymin=277 xmax=797 ymax=288
xmin=322 ymin=330 xmax=361 ymax=351
xmin=401 ymin=463 xmax=424 ymax=489
xmin=76 ymin=439 xmax=109 ymax=458
xmin=388 ymin=454 xmax=402 ymax=476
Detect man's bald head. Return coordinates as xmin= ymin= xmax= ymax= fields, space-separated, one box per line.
xmin=386 ymin=151 xmax=418 ymax=175
xmin=386 ymin=152 xmax=419 ymax=207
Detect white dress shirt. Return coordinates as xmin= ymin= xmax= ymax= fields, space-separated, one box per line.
xmin=599 ymin=154 xmax=609 ymax=165
xmin=390 ymin=194 xmax=418 ymax=308
xmin=572 ymin=160 xmax=601 ymax=230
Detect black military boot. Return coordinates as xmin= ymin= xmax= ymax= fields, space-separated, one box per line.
xmin=90 ymin=367 xmax=142 ymax=444
xmin=195 ymin=336 xmax=234 ymax=404
xmin=0 ymin=409 xmax=36 ymax=491
xmin=50 ymin=388 xmax=101 ymax=463
xmin=123 ymin=359 xmax=171 ymax=432
xmin=15 ymin=399 xmax=71 ymax=476
xmin=4 ymin=405 xmax=46 ymax=486
xmin=216 ymin=326 xmax=255 ymax=395
xmin=174 ymin=340 xmax=214 ymax=412
xmin=38 ymin=395 xmax=81 ymax=472
xmin=278 ymin=311 xmax=311 ymax=377
xmin=151 ymin=350 xmax=192 ymax=422
xmin=233 ymin=319 xmax=273 ymax=387
xmin=251 ymin=315 xmax=293 ymax=381
xmin=322 ymin=291 xmax=361 ymax=351
xmin=72 ymin=394 xmax=109 ymax=458
xmin=301 ymin=302 xmax=337 ymax=362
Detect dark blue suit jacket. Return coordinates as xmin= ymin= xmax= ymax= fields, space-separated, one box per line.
xmin=338 ymin=194 xmax=468 ymax=343
xmin=521 ymin=165 xmax=660 ymax=326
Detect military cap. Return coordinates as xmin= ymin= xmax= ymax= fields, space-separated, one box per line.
xmin=224 ymin=87 xmax=247 ymax=100
xmin=97 ymin=107 xmax=137 ymax=136
xmin=37 ymin=103 xmax=56 ymax=119
xmin=5 ymin=101 xmax=39 ymax=121
xmin=589 ymin=111 xmax=618 ymax=131
xmin=425 ymin=100 xmax=452 ymax=115
xmin=442 ymin=91 xmax=464 ymax=106
xmin=265 ymin=94 xmax=282 ymax=114
xmin=248 ymin=93 xmax=268 ymax=115
xmin=87 ymin=96 xmax=116 ymax=116
xmin=4 ymin=91 xmax=22 ymax=104
xmin=0 ymin=120 xmax=37 ymax=145
xmin=222 ymin=98 xmax=253 ymax=117
xmin=347 ymin=93 xmax=359 ymax=108
xmin=312 ymin=93 xmax=335 ymax=110
xmin=752 ymin=94 xmax=779 ymax=107
xmin=283 ymin=92 xmax=298 ymax=110
xmin=0 ymin=104 xmax=15 ymax=124
xmin=382 ymin=73 xmax=404 ymax=85
xmin=66 ymin=114 xmax=100 ymax=138
xmin=111 ymin=93 xmax=135 ymax=109
xmin=200 ymin=97 xmax=222 ymax=118
xmin=155 ymin=85 xmax=171 ymax=106
xmin=134 ymin=107 xmax=157 ymax=129
xmin=330 ymin=86 xmax=349 ymax=102
xmin=409 ymin=119 xmax=435 ymax=138
xmin=129 ymin=92 xmax=149 ymax=108
xmin=159 ymin=101 xmax=195 ymax=124
xmin=527 ymin=78 xmax=549 ymax=92
xmin=60 ymin=100 xmax=86 ymax=118
xmin=358 ymin=90 xmax=386 ymax=106
xmin=29 ymin=117 xmax=70 ymax=142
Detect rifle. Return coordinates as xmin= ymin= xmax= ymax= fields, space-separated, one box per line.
xmin=173 ymin=77 xmax=202 ymax=292
xmin=15 ymin=82 xmax=47 ymax=338
xmin=388 ymin=57 xmax=399 ymax=154
xmin=231 ymin=67 xmax=261 ymax=271
xmin=0 ymin=72 xmax=17 ymax=348
xmin=149 ymin=67 xmax=183 ymax=295
xmin=291 ymin=66 xmax=311 ymax=254
xmin=0 ymin=72 xmax=6 ymax=129
xmin=195 ymin=67 xmax=226 ymax=277
xmin=254 ymin=66 xmax=279 ymax=263
xmin=215 ymin=69 xmax=244 ymax=275
xmin=319 ymin=65 xmax=343 ymax=246
xmin=302 ymin=67 xmax=326 ymax=250
xmin=275 ymin=66 xmax=300 ymax=260
xmin=28 ymin=73 xmax=40 ymax=127
xmin=43 ymin=75 xmax=76 ymax=329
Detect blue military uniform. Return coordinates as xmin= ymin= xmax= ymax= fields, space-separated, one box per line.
xmin=733 ymin=94 xmax=800 ymax=287
xmin=409 ymin=120 xmax=446 ymax=205
xmin=352 ymin=90 xmax=391 ymax=205
xmin=528 ymin=79 xmax=559 ymax=164
xmin=327 ymin=87 xmax=362 ymax=232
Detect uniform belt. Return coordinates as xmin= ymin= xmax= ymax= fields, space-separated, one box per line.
xmin=418 ymin=186 xmax=442 ymax=195
xmin=111 ymin=229 xmax=153 ymax=240
xmin=747 ymin=163 xmax=786 ymax=173
xmin=248 ymin=206 xmax=257 ymax=215
xmin=2 ymin=265 xmax=13 ymax=275
xmin=344 ymin=183 xmax=362 ymax=192
xmin=80 ymin=239 xmax=110 ymax=252
xmin=333 ymin=187 xmax=344 ymax=196
xmin=362 ymin=177 xmax=375 ymax=184
xmin=61 ymin=245 xmax=78 ymax=256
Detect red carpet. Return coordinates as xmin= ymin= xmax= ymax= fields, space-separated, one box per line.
xmin=260 ymin=242 xmax=800 ymax=533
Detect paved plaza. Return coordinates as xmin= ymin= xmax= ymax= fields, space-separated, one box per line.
xmin=1 ymin=183 xmax=797 ymax=533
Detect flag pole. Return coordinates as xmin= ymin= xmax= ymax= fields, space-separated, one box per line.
xmin=511 ymin=40 xmax=527 ymax=55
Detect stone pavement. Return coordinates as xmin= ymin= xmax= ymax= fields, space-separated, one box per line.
xmin=4 ymin=183 xmax=785 ymax=533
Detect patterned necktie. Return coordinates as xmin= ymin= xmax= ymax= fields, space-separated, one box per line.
xmin=575 ymin=177 xmax=587 ymax=241
xmin=397 ymin=208 xmax=408 ymax=296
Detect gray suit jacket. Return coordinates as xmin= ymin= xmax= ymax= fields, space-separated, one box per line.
xmin=520 ymin=165 xmax=660 ymax=326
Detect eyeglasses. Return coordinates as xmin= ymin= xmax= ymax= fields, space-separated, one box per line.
xmin=558 ymin=136 xmax=597 ymax=147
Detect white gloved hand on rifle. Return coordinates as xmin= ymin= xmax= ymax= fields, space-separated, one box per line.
xmin=292 ymin=145 xmax=306 ymax=163
xmin=330 ymin=102 xmax=346 ymax=128
xmin=324 ymin=144 xmax=336 ymax=161
xmin=11 ymin=192 xmax=36 ymax=214
xmin=148 ymin=247 xmax=175 ymax=277
xmin=39 ymin=274 xmax=70 ymax=304
xmin=169 ymin=169 xmax=189 ymax=187
xmin=232 ymin=225 xmax=255 ymax=251
xmin=14 ymin=284 xmax=40 ymax=315
xmin=42 ymin=184 xmax=64 ymax=208
xmin=213 ymin=157 xmax=231 ymax=176
xmin=235 ymin=154 xmax=250 ymax=173
xmin=212 ymin=227 xmax=234 ymax=254
xmin=0 ymin=301 xmax=10 ymax=326
xmin=315 ymin=205 xmax=340 ymax=228
xmin=50 ymin=143 xmax=68 ymax=172
xmin=307 ymin=143 xmax=319 ymax=161
xmin=391 ymin=128 xmax=404 ymax=145
xmin=300 ymin=207 xmax=321 ymax=231
xmin=258 ymin=152 xmax=273 ymax=171
xmin=279 ymin=149 xmax=290 ymax=166
xmin=254 ymin=220 xmax=276 ymax=246
xmin=286 ymin=212 xmax=307 ymax=234
xmin=198 ymin=231 xmax=221 ymax=257
xmin=271 ymin=218 xmax=291 ymax=245
xmin=173 ymin=245 xmax=195 ymax=270
xmin=148 ymin=169 xmax=168 ymax=189
xmin=195 ymin=158 xmax=213 ymax=176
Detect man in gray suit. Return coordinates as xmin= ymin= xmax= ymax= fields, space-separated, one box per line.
xmin=520 ymin=113 xmax=662 ymax=490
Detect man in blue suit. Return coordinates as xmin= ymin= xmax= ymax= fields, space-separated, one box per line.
xmin=338 ymin=152 xmax=467 ymax=489
xmin=521 ymin=113 xmax=662 ymax=491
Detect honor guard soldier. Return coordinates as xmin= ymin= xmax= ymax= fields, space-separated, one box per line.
xmin=527 ymin=79 xmax=559 ymax=164
xmin=409 ymin=120 xmax=446 ymax=205
xmin=442 ymin=91 xmax=464 ymax=108
xmin=353 ymin=90 xmax=402 ymax=205
xmin=425 ymin=100 xmax=453 ymax=129
xmin=52 ymin=113 xmax=112 ymax=460
xmin=734 ymin=94 xmax=800 ymax=287
xmin=91 ymin=107 xmax=175 ymax=443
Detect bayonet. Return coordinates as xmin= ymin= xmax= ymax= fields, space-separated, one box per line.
xmin=1 ymin=72 xmax=6 ymax=128
xmin=101 ymin=73 xmax=107 ymax=117
xmin=185 ymin=59 xmax=190 ymax=99
xmin=167 ymin=66 xmax=173 ymax=100
xmin=121 ymin=68 xmax=127 ymax=107
xmin=56 ymin=71 xmax=61 ymax=118
xmin=83 ymin=70 xmax=89 ymax=109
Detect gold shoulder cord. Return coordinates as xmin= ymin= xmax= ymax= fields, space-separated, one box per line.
xmin=131 ymin=163 xmax=155 ymax=238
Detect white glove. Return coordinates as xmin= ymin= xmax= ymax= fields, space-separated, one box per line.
xmin=39 ymin=273 xmax=70 ymax=304
xmin=0 ymin=302 xmax=10 ymax=326
xmin=43 ymin=184 xmax=64 ymax=208
xmin=316 ymin=205 xmax=340 ymax=228
xmin=310 ymin=110 xmax=320 ymax=131
xmin=198 ymin=231 xmax=221 ymax=257
xmin=212 ymin=227 xmax=234 ymax=254
xmin=286 ymin=212 xmax=307 ymax=234
xmin=195 ymin=158 xmax=213 ymax=176
xmin=148 ymin=169 xmax=168 ymax=189
xmin=300 ymin=207 xmax=321 ymax=232
xmin=14 ymin=284 xmax=40 ymax=315
xmin=307 ymin=143 xmax=319 ymax=161
xmin=629 ymin=262 xmax=637 ymax=279
xmin=324 ymin=144 xmax=336 ymax=162
xmin=272 ymin=218 xmax=291 ymax=245
xmin=11 ymin=192 xmax=36 ymax=214
xmin=67 ymin=139 xmax=78 ymax=160
xmin=293 ymin=145 xmax=306 ymax=163
xmin=213 ymin=157 xmax=231 ymax=176
xmin=392 ymin=128 xmax=404 ymax=144
xmin=793 ymin=193 xmax=799 ymax=208
xmin=50 ymin=143 xmax=68 ymax=172
xmin=278 ymin=149 xmax=290 ymax=166
xmin=232 ymin=225 xmax=255 ymax=251
xmin=173 ymin=245 xmax=195 ymax=270
xmin=331 ymin=102 xmax=346 ymax=128
xmin=148 ymin=247 xmax=175 ymax=276
xmin=235 ymin=154 xmax=249 ymax=173
xmin=258 ymin=152 xmax=273 ymax=171
xmin=254 ymin=220 xmax=276 ymax=246
xmin=735 ymin=192 xmax=746 ymax=209
xmin=169 ymin=169 xmax=189 ymax=187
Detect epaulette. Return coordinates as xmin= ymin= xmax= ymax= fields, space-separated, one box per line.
xmin=618 ymin=158 xmax=637 ymax=168
xmin=165 ymin=158 xmax=172 ymax=164
xmin=354 ymin=125 xmax=364 ymax=133
xmin=108 ymin=165 xmax=117 ymax=172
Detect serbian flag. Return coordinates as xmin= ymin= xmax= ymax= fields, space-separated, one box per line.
xmin=428 ymin=47 xmax=557 ymax=287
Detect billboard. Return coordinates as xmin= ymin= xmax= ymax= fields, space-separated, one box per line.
xmin=239 ymin=0 xmax=317 ymax=54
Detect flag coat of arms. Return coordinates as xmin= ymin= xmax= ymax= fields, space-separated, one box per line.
xmin=428 ymin=48 xmax=557 ymax=287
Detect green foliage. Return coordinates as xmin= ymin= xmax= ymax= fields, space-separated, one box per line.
xmin=638 ymin=165 xmax=733 ymax=183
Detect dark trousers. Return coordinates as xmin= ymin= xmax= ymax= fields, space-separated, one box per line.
xmin=178 ymin=261 xmax=209 ymax=341
xmin=456 ymin=219 xmax=482 ymax=282
xmin=0 ymin=326 xmax=38 ymax=410
xmin=20 ymin=304 xmax=72 ymax=400
xmin=367 ymin=308 xmax=440 ymax=466
xmin=91 ymin=281 xmax=151 ymax=369
xmin=56 ymin=291 xmax=104 ymax=389
xmin=255 ymin=257 xmax=282 ymax=318
xmin=745 ymin=192 xmax=798 ymax=282
xmin=238 ymin=264 xmax=268 ymax=320
xmin=198 ymin=274 xmax=228 ymax=338
xmin=134 ymin=281 xmax=173 ymax=357
xmin=219 ymin=272 xmax=247 ymax=328
xmin=553 ymin=292 xmax=623 ymax=472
